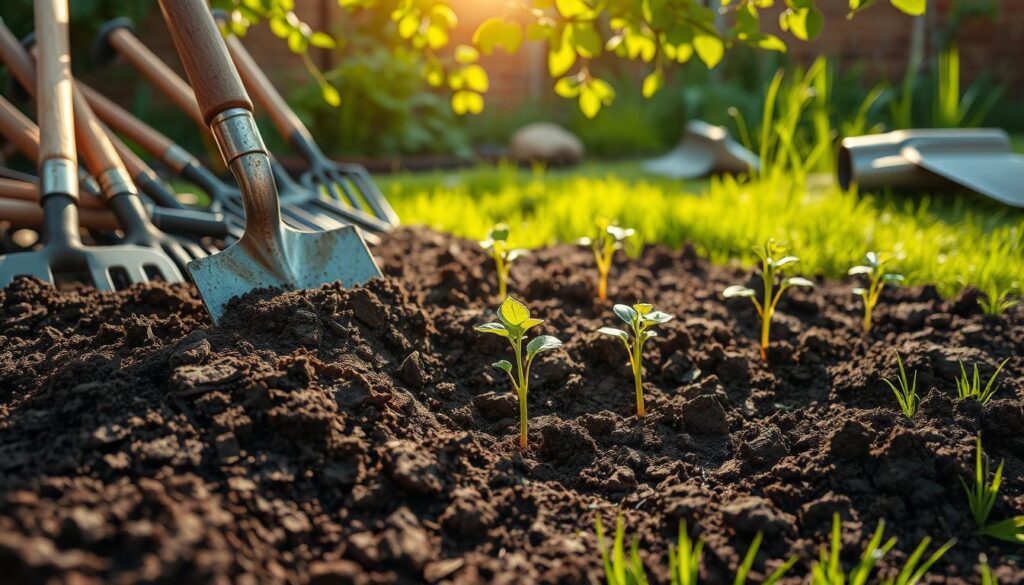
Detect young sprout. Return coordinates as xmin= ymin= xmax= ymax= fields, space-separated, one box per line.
xmin=578 ymin=218 xmax=635 ymax=300
xmin=978 ymin=282 xmax=1018 ymax=317
xmin=475 ymin=297 xmax=562 ymax=449
xmin=598 ymin=303 xmax=674 ymax=418
xmin=669 ymin=522 xmax=703 ymax=585
xmin=848 ymin=251 xmax=904 ymax=333
xmin=723 ymin=239 xmax=814 ymax=361
xmin=882 ymin=350 xmax=919 ymax=418
xmin=480 ymin=224 xmax=527 ymax=299
xmin=962 ymin=434 xmax=1003 ymax=529
xmin=979 ymin=554 xmax=999 ymax=585
xmin=595 ymin=514 xmax=649 ymax=585
xmin=955 ymin=358 xmax=1010 ymax=405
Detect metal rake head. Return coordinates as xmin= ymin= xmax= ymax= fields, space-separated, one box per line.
xmin=300 ymin=158 xmax=399 ymax=227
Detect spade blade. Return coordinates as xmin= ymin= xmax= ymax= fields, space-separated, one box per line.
xmin=186 ymin=224 xmax=382 ymax=324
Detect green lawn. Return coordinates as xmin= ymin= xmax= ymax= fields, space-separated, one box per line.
xmin=379 ymin=161 xmax=1023 ymax=298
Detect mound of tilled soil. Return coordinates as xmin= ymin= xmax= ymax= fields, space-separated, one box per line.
xmin=1 ymin=226 xmax=1022 ymax=584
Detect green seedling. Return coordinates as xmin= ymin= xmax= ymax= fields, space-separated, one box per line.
xmin=978 ymin=283 xmax=1018 ymax=317
xmin=578 ymin=218 xmax=635 ymax=300
xmin=979 ymin=554 xmax=999 ymax=585
xmin=962 ymin=436 xmax=1024 ymax=543
xmin=882 ymin=350 xmax=918 ymax=418
xmin=480 ymin=224 xmax=527 ymax=299
xmin=669 ymin=522 xmax=704 ymax=585
xmin=961 ymin=435 xmax=1002 ymax=529
xmin=811 ymin=514 xmax=896 ymax=585
xmin=596 ymin=514 xmax=796 ymax=585
xmin=598 ymin=303 xmax=674 ymax=418
xmin=724 ymin=239 xmax=814 ymax=361
xmin=596 ymin=514 xmax=649 ymax=585
xmin=881 ymin=535 xmax=956 ymax=585
xmin=848 ymin=251 xmax=904 ymax=333
xmin=732 ymin=532 xmax=797 ymax=585
xmin=955 ymin=358 xmax=1010 ymax=405
xmin=475 ymin=297 xmax=562 ymax=449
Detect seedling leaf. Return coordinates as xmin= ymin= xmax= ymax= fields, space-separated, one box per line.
xmin=633 ymin=303 xmax=654 ymax=315
xmin=598 ymin=327 xmax=629 ymax=340
xmin=784 ymin=276 xmax=815 ymax=288
xmin=520 ymin=317 xmax=544 ymax=332
xmin=499 ymin=296 xmax=531 ymax=326
xmin=979 ymin=516 xmax=1024 ymax=544
xmin=614 ymin=303 xmax=639 ymax=324
xmin=642 ymin=310 xmax=674 ymax=324
xmin=724 ymin=285 xmax=756 ymax=298
xmin=774 ymin=255 xmax=800 ymax=268
xmin=475 ymin=322 xmax=509 ymax=336
xmin=492 ymin=360 xmax=513 ymax=373
xmin=848 ymin=265 xmax=873 ymax=276
xmin=526 ymin=335 xmax=562 ymax=357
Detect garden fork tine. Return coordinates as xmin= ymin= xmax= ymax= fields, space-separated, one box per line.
xmin=0 ymin=0 xmax=178 ymax=290
xmin=93 ymin=18 xmax=390 ymax=235
xmin=157 ymin=0 xmax=381 ymax=324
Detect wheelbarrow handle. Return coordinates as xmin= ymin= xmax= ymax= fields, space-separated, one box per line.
xmin=158 ymin=0 xmax=252 ymax=126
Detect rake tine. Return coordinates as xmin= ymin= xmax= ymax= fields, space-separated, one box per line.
xmin=283 ymin=203 xmax=344 ymax=231
xmin=308 ymin=198 xmax=390 ymax=233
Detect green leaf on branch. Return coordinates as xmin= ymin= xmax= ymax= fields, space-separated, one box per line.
xmin=577 ymin=78 xmax=614 ymax=119
xmin=570 ymin=22 xmax=603 ymax=58
xmin=308 ymin=31 xmax=336 ymax=49
xmin=780 ymin=6 xmax=824 ymax=41
xmin=694 ymin=34 xmax=724 ymax=68
xmin=451 ymin=90 xmax=484 ymax=115
xmin=474 ymin=17 xmax=523 ymax=55
xmin=891 ymin=0 xmax=925 ymax=16
xmin=548 ymin=28 xmax=577 ymax=76
xmin=642 ymin=68 xmax=663 ymax=98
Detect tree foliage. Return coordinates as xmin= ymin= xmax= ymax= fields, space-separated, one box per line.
xmin=218 ymin=0 xmax=926 ymax=117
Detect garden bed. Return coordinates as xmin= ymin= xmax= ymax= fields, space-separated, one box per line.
xmin=0 ymin=226 xmax=1021 ymax=584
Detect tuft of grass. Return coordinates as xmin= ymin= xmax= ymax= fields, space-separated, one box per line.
xmin=810 ymin=514 xmax=953 ymax=585
xmin=882 ymin=350 xmax=919 ymax=418
xmin=668 ymin=522 xmax=704 ymax=585
xmin=848 ymin=251 xmax=904 ymax=334
xmin=961 ymin=435 xmax=1003 ymax=529
xmin=978 ymin=282 xmax=1018 ymax=317
xmin=381 ymin=162 xmax=1024 ymax=299
xmin=955 ymin=358 xmax=1010 ymax=405
xmin=595 ymin=514 xmax=649 ymax=585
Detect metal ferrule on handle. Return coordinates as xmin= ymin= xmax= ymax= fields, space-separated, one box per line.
xmin=164 ymin=144 xmax=199 ymax=174
xmin=40 ymin=157 xmax=78 ymax=201
xmin=211 ymin=108 xmax=267 ymax=163
xmin=210 ymin=108 xmax=282 ymax=237
xmin=96 ymin=167 xmax=138 ymax=201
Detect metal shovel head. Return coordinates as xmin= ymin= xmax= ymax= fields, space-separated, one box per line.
xmin=0 ymin=242 xmax=183 ymax=290
xmin=902 ymin=145 xmax=1024 ymax=208
xmin=186 ymin=223 xmax=382 ymax=325
xmin=644 ymin=119 xmax=759 ymax=179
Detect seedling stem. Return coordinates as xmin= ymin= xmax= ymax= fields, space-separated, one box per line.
xmin=599 ymin=303 xmax=674 ymax=417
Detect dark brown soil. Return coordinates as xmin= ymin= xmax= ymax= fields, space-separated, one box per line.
xmin=1 ymin=226 xmax=1022 ymax=585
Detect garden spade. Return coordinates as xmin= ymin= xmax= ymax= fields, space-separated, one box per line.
xmin=157 ymin=0 xmax=381 ymax=325
xmin=0 ymin=0 xmax=179 ymax=290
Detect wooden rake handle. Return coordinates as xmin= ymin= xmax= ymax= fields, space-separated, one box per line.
xmin=31 ymin=0 xmax=75 ymax=167
xmin=0 ymin=95 xmax=41 ymax=161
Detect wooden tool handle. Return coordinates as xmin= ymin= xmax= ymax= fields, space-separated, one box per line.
xmin=0 ymin=18 xmax=36 ymax=96
xmin=0 ymin=95 xmax=41 ymax=160
xmin=223 ymin=32 xmax=307 ymax=140
xmin=80 ymin=84 xmax=176 ymax=158
xmin=158 ymin=0 xmax=252 ymax=125
xmin=33 ymin=0 xmax=76 ymax=165
xmin=71 ymin=89 xmax=130 ymax=184
xmin=0 ymin=176 xmax=104 ymax=209
xmin=0 ymin=197 xmax=119 ymax=230
xmin=107 ymin=27 xmax=204 ymax=125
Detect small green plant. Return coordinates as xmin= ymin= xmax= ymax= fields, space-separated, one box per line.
xmin=811 ymin=514 xmax=953 ymax=585
xmin=979 ymin=554 xmax=999 ymax=585
xmin=724 ymin=239 xmax=814 ymax=362
xmin=962 ymin=435 xmax=1002 ymax=528
xmin=596 ymin=515 xmax=795 ymax=585
xmin=960 ymin=435 xmax=1024 ymax=543
xmin=731 ymin=532 xmax=797 ymax=585
xmin=882 ymin=350 xmax=919 ymax=418
xmin=668 ymin=522 xmax=704 ymax=585
xmin=955 ymin=358 xmax=1010 ymax=405
xmin=596 ymin=514 xmax=649 ymax=585
xmin=578 ymin=218 xmax=635 ymax=300
xmin=849 ymin=251 xmax=904 ymax=333
xmin=480 ymin=224 xmax=527 ymax=299
xmin=475 ymin=297 xmax=562 ymax=449
xmin=978 ymin=283 xmax=1018 ymax=316
xmin=598 ymin=303 xmax=674 ymax=418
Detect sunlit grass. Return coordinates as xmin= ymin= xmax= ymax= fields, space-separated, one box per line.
xmin=381 ymin=161 xmax=1024 ymax=297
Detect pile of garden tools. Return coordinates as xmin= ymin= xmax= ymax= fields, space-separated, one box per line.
xmin=0 ymin=0 xmax=391 ymax=323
